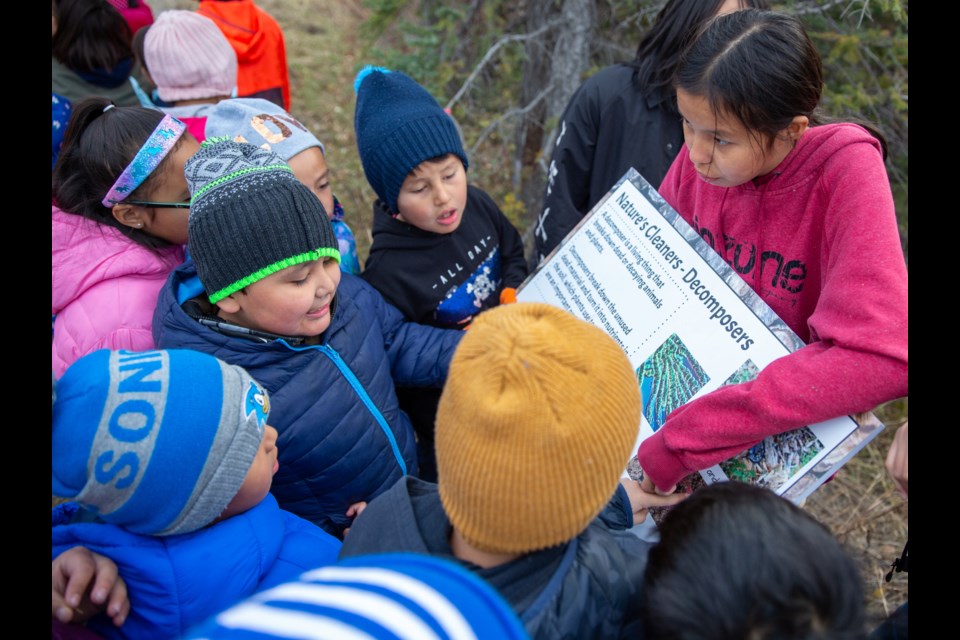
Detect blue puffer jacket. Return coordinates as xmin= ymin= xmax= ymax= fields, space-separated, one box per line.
xmin=153 ymin=262 xmax=463 ymax=536
xmin=52 ymin=494 xmax=342 ymax=640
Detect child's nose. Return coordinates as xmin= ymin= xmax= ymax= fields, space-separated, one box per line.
xmin=314 ymin=268 xmax=336 ymax=295
xmin=688 ymin=135 xmax=713 ymax=166
xmin=264 ymin=425 xmax=278 ymax=449
xmin=434 ymin=182 xmax=451 ymax=204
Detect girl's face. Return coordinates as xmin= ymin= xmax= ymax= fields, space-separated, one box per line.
xmin=676 ymin=89 xmax=797 ymax=188
xmin=215 ymin=257 xmax=341 ymax=338
xmin=286 ymin=146 xmax=335 ymax=221
xmin=116 ymin=133 xmax=201 ymax=245
xmin=396 ymin=154 xmax=468 ymax=235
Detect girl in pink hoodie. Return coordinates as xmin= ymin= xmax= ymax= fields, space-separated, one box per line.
xmin=52 ymin=98 xmax=201 ymax=376
xmin=636 ymin=9 xmax=908 ymax=497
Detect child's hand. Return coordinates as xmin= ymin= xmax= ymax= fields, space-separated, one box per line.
xmin=342 ymin=501 xmax=368 ymax=537
xmin=346 ymin=501 xmax=368 ymax=519
xmin=639 ymin=471 xmax=678 ymax=497
xmin=52 ymin=546 xmax=129 ymax=627
xmin=499 ymin=287 xmax=518 ymax=305
xmin=621 ymin=476 xmax=686 ymax=525
xmin=885 ymin=421 xmax=908 ymax=498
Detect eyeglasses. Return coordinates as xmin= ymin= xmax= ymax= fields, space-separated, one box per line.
xmin=124 ymin=200 xmax=191 ymax=209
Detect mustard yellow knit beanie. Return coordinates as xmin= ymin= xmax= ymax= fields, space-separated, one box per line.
xmin=436 ymin=302 xmax=640 ymax=555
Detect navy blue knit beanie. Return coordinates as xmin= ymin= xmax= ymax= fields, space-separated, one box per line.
xmin=353 ymin=66 xmax=468 ymax=214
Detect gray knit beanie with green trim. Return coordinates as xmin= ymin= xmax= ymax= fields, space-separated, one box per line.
xmin=186 ymin=137 xmax=340 ymax=304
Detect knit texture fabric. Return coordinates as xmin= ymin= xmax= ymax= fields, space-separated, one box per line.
xmin=435 ymin=303 xmax=640 ymax=554
xmin=353 ymin=65 xmax=468 ymax=214
xmin=144 ymin=10 xmax=237 ymax=102
xmin=205 ymin=97 xmax=324 ymax=160
xmin=52 ymin=349 xmax=270 ymax=536
xmin=185 ymin=138 xmax=340 ymax=303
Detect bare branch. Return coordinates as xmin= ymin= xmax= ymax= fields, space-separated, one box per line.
xmin=468 ymin=86 xmax=553 ymax=156
xmin=791 ymin=0 xmax=851 ymax=16
xmin=446 ymin=21 xmax=561 ymax=110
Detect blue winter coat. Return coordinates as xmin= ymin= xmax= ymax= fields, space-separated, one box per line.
xmin=51 ymin=494 xmax=341 ymax=640
xmin=152 ymin=262 xmax=463 ymax=536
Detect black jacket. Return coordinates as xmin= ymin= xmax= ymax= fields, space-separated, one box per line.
xmin=340 ymin=476 xmax=651 ymax=639
xmin=362 ymin=185 xmax=528 ymax=327
xmin=535 ymin=63 xmax=684 ymax=263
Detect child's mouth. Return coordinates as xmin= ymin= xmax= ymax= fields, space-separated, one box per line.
xmin=697 ymin=172 xmax=719 ymax=184
xmin=437 ymin=209 xmax=458 ymax=225
xmin=306 ymin=304 xmax=329 ymax=318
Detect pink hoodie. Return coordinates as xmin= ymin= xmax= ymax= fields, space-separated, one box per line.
xmin=639 ymin=123 xmax=908 ymax=488
xmin=52 ymin=205 xmax=184 ymax=377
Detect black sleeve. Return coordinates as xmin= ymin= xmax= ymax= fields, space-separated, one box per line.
xmin=500 ymin=222 xmax=529 ymax=289
xmin=361 ymin=265 xmax=417 ymax=321
xmin=469 ymin=186 xmax=529 ymax=290
xmin=534 ymin=78 xmax=601 ymax=264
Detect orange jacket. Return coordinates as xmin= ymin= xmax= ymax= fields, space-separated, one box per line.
xmin=196 ymin=0 xmax=290 ymax=110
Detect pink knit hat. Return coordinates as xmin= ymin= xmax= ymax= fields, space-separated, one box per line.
xmin=144 ymin=10 xmax=237 ymax=102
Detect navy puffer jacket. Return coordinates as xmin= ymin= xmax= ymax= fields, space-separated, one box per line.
xmin=153 ymin=262 xmax=463 ymax=536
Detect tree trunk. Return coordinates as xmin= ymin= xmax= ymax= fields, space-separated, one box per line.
xmin=515 ymin=0 xmax=595 ymax=246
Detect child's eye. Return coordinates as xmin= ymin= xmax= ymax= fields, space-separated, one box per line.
xmin=410 ymin=185 xmax=427 ymax=194
xmin=291 ymin=278 xmax=308 ymax=286
xmin=714 ymin=137 xmax=730 ymax=146
xmin=317 ymin=181 xmax=330 ymax=192
xmin=443 ymin=172 xmax=456 ymax=181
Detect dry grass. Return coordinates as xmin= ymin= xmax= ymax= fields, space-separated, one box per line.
xmin=151 ymin=0 xmax=909 ymax=631
xmin=804 ymin=401 xmax=909 ymax=630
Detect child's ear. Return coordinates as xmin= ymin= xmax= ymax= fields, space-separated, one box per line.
xmin=215 ymin=295 xmax=241 ymax=314
xmin=785 ymin=115 xmax=810 ymax=142
xmin=112 ymin=203 xmax=146 ymax=230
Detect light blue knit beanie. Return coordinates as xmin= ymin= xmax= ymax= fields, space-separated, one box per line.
xmin=205 ymin=97 xmax=325 ymax=161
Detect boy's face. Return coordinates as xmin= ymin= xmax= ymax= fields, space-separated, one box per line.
xmin=396 ymin=154 xmax=467 ymax=234
xmin=215 ymin=257 xmax=341 ymax=337
xmin=286 ymin=146 xmax=335 ymax=222
xmin=217 ymin=424 xmax=279 ymax=521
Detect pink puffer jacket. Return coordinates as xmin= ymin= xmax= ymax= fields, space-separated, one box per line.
xmin=52 ymin=204 xmax=184 ymax=377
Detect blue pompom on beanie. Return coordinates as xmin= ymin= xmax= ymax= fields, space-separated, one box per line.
xmin=52 ymin=349 xmax=271 ymax=536
xmin=353 ymin=65 xmax=468 ymax=214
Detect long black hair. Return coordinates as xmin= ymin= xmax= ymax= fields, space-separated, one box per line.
xmin=675 ymin=8 xmax=887 ymax=158
xmin=630 ymin=0 xmax=770 ymax=97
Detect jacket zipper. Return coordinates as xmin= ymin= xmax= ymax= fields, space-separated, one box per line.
xmin=279 ymin=339 xmax=408 ymax=475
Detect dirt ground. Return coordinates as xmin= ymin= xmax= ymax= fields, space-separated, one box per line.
xmin=152 ymin=0 xmax=909 ymax=630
